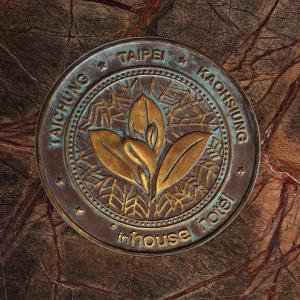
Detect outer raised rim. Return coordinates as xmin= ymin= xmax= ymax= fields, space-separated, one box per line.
xmin=36 ymin=37 xmax=260 ymax=256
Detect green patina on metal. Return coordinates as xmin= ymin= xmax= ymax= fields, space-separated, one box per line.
xmin=37 ymin=38 xmax=260 ymax=255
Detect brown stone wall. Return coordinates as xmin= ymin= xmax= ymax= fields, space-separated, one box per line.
xmin=0 ymin=0 xmax=299 ymax=299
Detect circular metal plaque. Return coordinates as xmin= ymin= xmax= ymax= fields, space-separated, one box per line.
xmin=37 ymin=38 xmax=260 ymax=255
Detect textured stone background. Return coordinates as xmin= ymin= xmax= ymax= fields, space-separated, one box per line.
xmin=0 ymin=0 xmax=300 ymax=299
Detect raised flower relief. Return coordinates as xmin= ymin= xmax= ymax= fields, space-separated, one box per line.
xmin=89 ymin=95 xmax=211 ymax=199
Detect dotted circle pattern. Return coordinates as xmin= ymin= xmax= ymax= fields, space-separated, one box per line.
xmin=67 ymin=68 xmax=230 ymax=228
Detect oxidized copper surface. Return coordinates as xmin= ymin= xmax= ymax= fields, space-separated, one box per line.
xmin=37 ymin=38 xmax=259 ymax=254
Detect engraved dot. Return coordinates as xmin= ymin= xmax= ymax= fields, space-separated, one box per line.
xmin=179 ymin=56 xmax=187 ymax=65
xmin=111 ymin=224 xmax=116 ymax=229
xmin=97 ymin=61 xmax=107 ymax=71
xmin=238 ymin=166 xmax=246 ymax=176
xmin=56 ymin=178 xmax=65 ymax=186
xmin=75 ymin=207 xmax=85 ymax=216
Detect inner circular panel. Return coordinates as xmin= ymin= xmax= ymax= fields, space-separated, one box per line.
xmin=67 ymin=68 xmax=230 ymax=227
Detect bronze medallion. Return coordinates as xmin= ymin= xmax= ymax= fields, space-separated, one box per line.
xmin=37 ymin=38 xmax=260 ymax=255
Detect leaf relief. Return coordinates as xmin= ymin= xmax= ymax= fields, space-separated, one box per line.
xmin=156 ymin=132 xmax=211 ymax=194
xmin=89 ymin=129 xmax=140 ymax=185
xmin=123 ymin=137 xmax=156 ymax=193
xmin=146 ymin=123 xmax=158 ymax=149
xmin=129 ymin=95 xmax=165 ymax=155
xmin=99 ymin=179 xmax=150 ymax=219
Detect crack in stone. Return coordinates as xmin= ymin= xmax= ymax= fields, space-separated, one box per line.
xmin=0 ymin=43 xmax=40 ymax=85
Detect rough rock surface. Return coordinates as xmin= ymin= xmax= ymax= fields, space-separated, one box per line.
xmin=0 ymin=0 xmax=299 ymax=299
